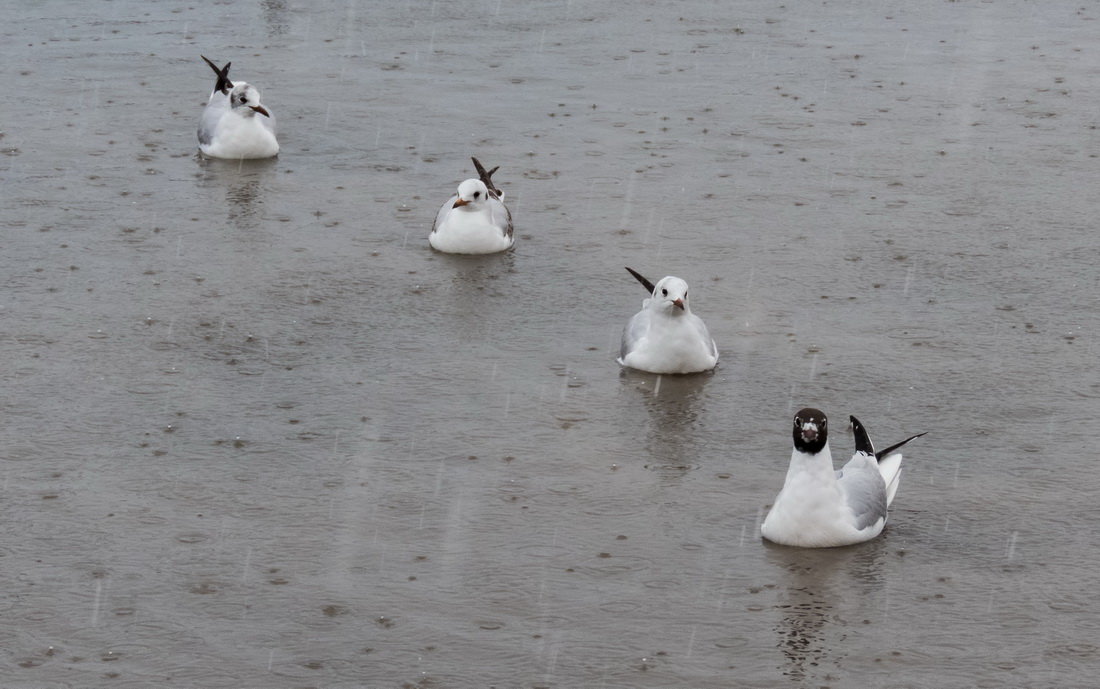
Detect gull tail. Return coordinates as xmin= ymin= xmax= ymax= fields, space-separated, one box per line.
xmin=201 ymin=55 xmax=233 ymax=95
xmin=471 ymin=157 xmax=503 ymax=199
xmin=625 ymin=267 xmax=655 ymax=295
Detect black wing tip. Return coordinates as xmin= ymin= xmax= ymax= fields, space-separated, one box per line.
xmin=850 ymin=415 xmax=875 ymax=456
xmin=471 ymin=156 xmax=503 ymax=197
xmin=624 ymin=267 xmax=656 ymax=295
xmin=875 ymin=431 xmax=928 ymax=461
xmin=201 ymin=55 xmax=233 ymax=94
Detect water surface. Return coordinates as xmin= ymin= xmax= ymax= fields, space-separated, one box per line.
xmin=2 ymin=1 xmax=1098 ymax=687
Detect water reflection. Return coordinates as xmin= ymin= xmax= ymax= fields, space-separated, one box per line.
xmin=195 ymin=156 xmax=278 ymax=232
xmin=764 ymin=539 xmax=889 ymax=683
xmin=432 ymin=252 xmax=516 ymax=333
xmin=620 ymin=369 xmax=714 ymax=479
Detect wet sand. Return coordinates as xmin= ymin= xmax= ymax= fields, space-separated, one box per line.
xmin=2 ymin=1 xmax=1098 ymax=687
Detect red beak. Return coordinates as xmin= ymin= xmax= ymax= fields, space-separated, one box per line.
xmin=672 ymin=298 xmax=685 ymax=310
xmin=250 ymin=105 xmax=271 ymax=118
xmin=452 ymin=198 xmax=469 ymax=208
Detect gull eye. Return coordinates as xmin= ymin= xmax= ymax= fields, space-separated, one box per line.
xmin=240 ymin=96 xmax=247 ymax=103
xmin=473 ymin=191 xmax=480 ymax=199
xmin=661 ymin=288 xmax=668 ymax=296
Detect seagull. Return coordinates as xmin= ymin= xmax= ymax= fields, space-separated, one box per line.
xmin=761 ymin=408 xmax=927 ymax=548
xmin=617 ymin=267 xmax=718 ymax=374
xmin=197 ymin=56 xmax=279 ymax=160
xmin=429 ymin=157 xmax=514 ymax=254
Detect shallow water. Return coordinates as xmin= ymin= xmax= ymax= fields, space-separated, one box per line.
xmin=2 ymin=1 xmax=1098 ymax=687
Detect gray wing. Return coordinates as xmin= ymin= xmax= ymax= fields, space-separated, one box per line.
xmin=198 ymin=93 xmax=229 ymax=146
xmin=431 ymin=195 xmax=457 ymax=234
xmin=689 ymin=314 xmax=718 ymax=360
xmin=836 ymin=461 xmax=888 ymax=531
xmin=489 ymin=198 xmax=513 ymax=239
xmin=619 ymin=308 xmax=651 ymax=359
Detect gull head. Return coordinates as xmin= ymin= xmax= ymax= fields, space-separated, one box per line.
xmin=230 ymin=83 xmax=271 ymax=117
xmin=793 ymin=407 xmax=828 ymax=454
xmin=452 ymin=179 xmax=489 ymax=208
xmin=650 ymin=276 xmax=690 ymax=313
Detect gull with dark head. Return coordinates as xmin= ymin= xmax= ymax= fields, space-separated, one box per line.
xmin=617 ymin=267 xmax=718 ymax=374
xmin=429 ymin=157 xmax=514 ymax=254
xmin=761 ymin=408 xmax=926 ymax=547
xmin=197 ymin=55 xmax=279 ymax=160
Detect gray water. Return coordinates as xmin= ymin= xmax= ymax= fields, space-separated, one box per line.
xmin=2 ymin=1 xmax=1098 ymax=687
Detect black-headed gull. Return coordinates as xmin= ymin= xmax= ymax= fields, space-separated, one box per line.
xmin=761 ymin=408 xmax=926 ymax=548
xmin=197 ymin=56 xmax=279 ymax=160
xmin=429 ymin=157 xmax=514 ymax=254
xmin=617 ymin=267 xmax=718 ymax=374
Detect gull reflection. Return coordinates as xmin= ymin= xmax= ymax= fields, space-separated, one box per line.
xmin=195 ymin=157 xmax=277 ymax=232
xmin=764 ymin=538 xmax=890 ymax=683
xmin=620 ymin=368 xmax=715 ymax=481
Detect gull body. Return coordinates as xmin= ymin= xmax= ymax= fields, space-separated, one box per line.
xmin=617 ymin=267 xmax=718 ymax=374
xmin=430 ymin=157 xmax=513 ymax=254
xmin=761 ymin=408 xmax=926 ymax=548
xmin=197 ymin=56 xmax=279 ymax=160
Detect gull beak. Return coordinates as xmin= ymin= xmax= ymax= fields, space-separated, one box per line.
xmin=672 ymin=298 xmax=685 ymax=310
xmin=250 ymin=105 xmax=271 ymax=118
xmin=801 ymin=424 xmax=818 ymax=443
xmin=452 ymin=198 xmax=469 ymax=208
